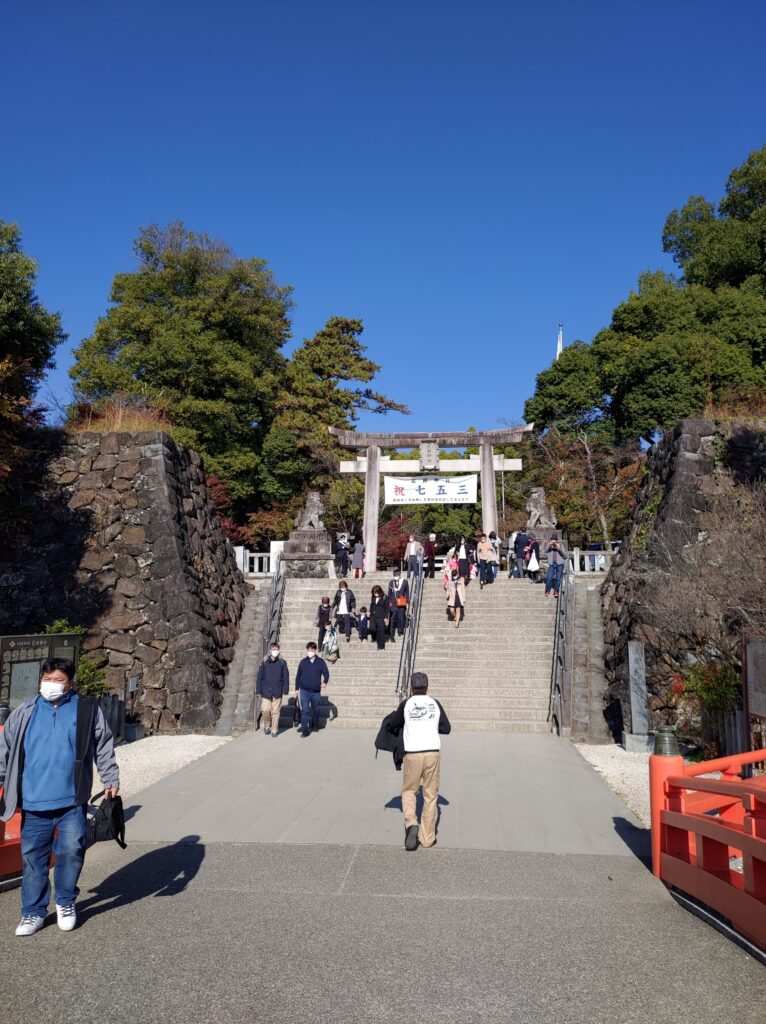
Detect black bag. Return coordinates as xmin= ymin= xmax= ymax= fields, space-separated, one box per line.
xmin=292 ymin=695 xmax=301 ymax=727
xmin=87 ymin=791 xmax=127 ymax=849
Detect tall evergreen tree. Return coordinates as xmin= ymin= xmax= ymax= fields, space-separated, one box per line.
xmin=70 ymin=223 xmax=292 ymax=505
xmin=0 ymin=221 xmax=66 ymax=476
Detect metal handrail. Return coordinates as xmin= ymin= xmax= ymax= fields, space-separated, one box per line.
xmin=547 ymin=556 xmax=569 ymax=735
xmin=262 ymin=551 xmax=285 ymax=657
xmin=395 ymin=553 xmax=424 ymax=699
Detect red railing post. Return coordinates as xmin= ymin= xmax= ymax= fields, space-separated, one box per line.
xmin=649 ymin=727 xmax=684 ymax=877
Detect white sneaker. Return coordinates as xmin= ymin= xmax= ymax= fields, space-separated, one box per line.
xmin=56 ymin=904 xmax=77 ymax=931
xmin=15 ymin=915 xmax=45 ymax=936
xmin=264 ymin=726 xmax=271 ymax=735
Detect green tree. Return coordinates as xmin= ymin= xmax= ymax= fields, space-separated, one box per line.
xmin=258 ymin=316 xmax=409 ymax=509
xmin=523 ymin=340 xmax=605 ymax=431
xmin=70 ymin=223 xmax=292 ymax=506
xmin=663 ymin=143 xmax=766 ymax=291
xmin=0 ymin=222 xmax=66 ymax=476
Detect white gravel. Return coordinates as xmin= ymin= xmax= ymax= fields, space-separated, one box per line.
xmin=576 ymin=743 xmax=651 ymax=827
xmin=112 ymin=736 xmax=231 ymax=800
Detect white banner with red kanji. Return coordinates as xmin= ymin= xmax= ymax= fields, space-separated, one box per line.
xmin=383 ymin=474 xmax=477 ymax=505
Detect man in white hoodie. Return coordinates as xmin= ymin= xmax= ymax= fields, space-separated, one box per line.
xmin=387 ymin=672 xmax=451 ymax=851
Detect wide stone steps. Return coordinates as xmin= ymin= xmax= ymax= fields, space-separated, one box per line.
xmin=274 ymin=574 xmax=557 ymax=733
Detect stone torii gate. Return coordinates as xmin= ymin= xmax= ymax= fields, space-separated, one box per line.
xmin=331 ymin=425 xmax=533 ymax=570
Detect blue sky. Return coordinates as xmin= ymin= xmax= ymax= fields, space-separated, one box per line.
xmin=3 ymin=0 xmax=764 ymax=432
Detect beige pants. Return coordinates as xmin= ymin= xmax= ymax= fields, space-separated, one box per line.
xmin=401 ymin=751 xmax=441 ymax=848
xmin=261 ymin=696 xmax=282 ymax=732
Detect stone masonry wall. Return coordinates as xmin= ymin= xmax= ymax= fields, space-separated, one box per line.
xmin=0 ymin=430 xmax=249 ymax=732
xmin=601 ymin=417 xmax=766 ymax=736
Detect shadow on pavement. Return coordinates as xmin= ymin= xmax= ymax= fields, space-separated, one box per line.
xmin=613 ymin=816 xmax=652 ymax=867
xmin=384 ymin=794 xmax=450 ymax=812
xmin=77 ymin=835 xmax=205 ymax=922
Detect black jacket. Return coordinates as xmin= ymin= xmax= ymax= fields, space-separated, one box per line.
xmin=514 ymin=533 xmax=530 ymax=557
xmin=387 ymin=578 xmax=409 ymax=610
xmin=375 ymin=707 xmax=405 ymax=770
xmin=332 ymin=588 xmax=356 ymax=613
xmin=316 ymin=603 xmax=332 ymax=627
xmin=370 ymin=594 xmax=388 ymax=621
xmin=256 ymin=657 xmax=290 ymax=698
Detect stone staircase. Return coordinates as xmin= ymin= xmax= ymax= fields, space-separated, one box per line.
xmin=215 ymin=579 xmax=271 ymax=736
xmin=272 ymin=572 xmax=557 ymax=733
xmin=412 ymin=576 xmax=557 ymax=732
xmin=274 ymin=573 xmax=401 ymax=729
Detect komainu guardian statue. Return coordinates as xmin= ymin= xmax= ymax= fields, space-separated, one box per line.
xmin=294 ymin=491 xmax=325 ymax=531
xmin=526 ymin=487 xmax=557 ymax=530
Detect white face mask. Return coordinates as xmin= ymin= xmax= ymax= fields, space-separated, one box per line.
xmin=40 ymin=681 xmax=68 ymax=702
xmin=307 ymin=651 xmax=316 ymax=659
xmin=270 ymin=649 xmax=280 ymax=659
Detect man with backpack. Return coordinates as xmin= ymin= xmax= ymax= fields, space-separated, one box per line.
xmin=0 ymin=658 xmax=119 ymax=936
xmin=256 ymin=643 xmax=290 ymax=737
xmin=386 ymin=673 xmax=451 ymax=851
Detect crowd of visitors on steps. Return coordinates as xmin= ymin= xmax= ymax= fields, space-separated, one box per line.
xmin=257 ymin=527 xmax=568 ymax=739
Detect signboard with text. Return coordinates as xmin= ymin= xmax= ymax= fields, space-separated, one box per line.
xmin=383 ymin=474 xmax=478 ymax=505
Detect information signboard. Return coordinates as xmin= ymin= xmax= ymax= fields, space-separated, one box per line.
xmin=0 ymin=633 xmax=81 ymax=711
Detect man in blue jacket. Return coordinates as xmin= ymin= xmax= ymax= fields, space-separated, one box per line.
xmin=294 ymin=642 xmax=329 ymax=737
xmin=0 ymin=658 xmax=119 ymax=936
xmin=256 ymin=644 xmax=290 ymax=737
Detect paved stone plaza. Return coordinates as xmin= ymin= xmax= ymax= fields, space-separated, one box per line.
xmin=2 ymin=731 xmax=765 ymax=1023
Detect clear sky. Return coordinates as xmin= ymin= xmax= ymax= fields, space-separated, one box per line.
xmin=3 ymin=0 xmax=764 ymax=433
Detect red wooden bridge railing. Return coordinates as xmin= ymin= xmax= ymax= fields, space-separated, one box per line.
xmin=650 ymin=744 xmax=766 ymax=951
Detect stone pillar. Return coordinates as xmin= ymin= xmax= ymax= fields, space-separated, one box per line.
xmin=623 ymin=639 xmax=652 ymax=752
xmin=480 ymin=442 xmax=498 ymax=537
xmin=363 ymin=445 xmax=381 ymax=572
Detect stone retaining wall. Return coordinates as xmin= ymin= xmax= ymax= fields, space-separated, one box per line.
xmin=0 ymin=430 xmax=249 ymax=732
xmin=601 ymin=416 xmax=766 ymax=736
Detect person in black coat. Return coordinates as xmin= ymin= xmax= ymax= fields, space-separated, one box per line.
xmin=513 ymin=530 xmax=530 ymax=578
xmin=369 ymin=585 xmax=389 ymax=650
xmin=454 ymin=536 xmax=475 ymax=582
xmin=316 ymin=596 xmax=332 ymax=649
xmin=332 ymin=580 xmax=356 ymax=642
xmin=387 ymin=569 xmax=409 ymax=640
xmin=334 ymin=536 xmax=349 ymax=578
xmin=255 ymin=645 xmax=290 ymax=736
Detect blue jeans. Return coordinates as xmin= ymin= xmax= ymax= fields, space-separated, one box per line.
xmin=21 ymin=805 xmax=87 ymax=916
xmin=299 ymin=689 xmax=321 ymax=732
xmin=479 ymin=560 xmax=494 ymax=584
xmin=545 ymin=563 xmax=563 ymax=594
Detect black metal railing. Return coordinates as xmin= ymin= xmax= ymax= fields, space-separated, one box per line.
xmin=548 ymin=557 xmax=570 ymax=736
xmin=262 ymin=551 xmax=285 ymax=658
xmin=395 ymin=553 xmax=424 ymax=700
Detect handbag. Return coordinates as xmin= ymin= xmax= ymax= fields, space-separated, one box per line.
xmin=528 ymin=552 xmax=540 ymax=573
xmin=87 ymin=791 xmax=127 ymax=849
xmin=395 ymin=594 xmax=408 ymax=608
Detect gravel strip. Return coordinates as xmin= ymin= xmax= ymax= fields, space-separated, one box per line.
xmin=112 ymin=736 xmax=232 ymax=800
xmin=576 ymin=743 xmax=651 ymax=827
